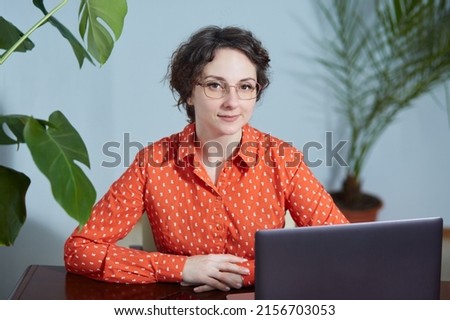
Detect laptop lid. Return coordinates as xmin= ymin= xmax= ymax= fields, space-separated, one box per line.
xmin=255 ymin=217 xmax=443 ymax=300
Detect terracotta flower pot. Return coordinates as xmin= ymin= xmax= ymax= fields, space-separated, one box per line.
xmin=330 ymin=192 xmax=383 ymax=223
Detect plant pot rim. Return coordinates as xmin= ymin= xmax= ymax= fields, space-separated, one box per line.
xmin=330 ymin=191 xmax=383 ymax=212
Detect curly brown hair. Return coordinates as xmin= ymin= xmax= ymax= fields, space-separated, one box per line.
xmin=167 ymin=26 xmax=271 ymax=123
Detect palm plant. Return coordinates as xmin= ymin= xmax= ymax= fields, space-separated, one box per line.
xmin=316 ymin=0 xmax=450 ymax=215
xmin=0 ymin=0 xmax=128 ymax=245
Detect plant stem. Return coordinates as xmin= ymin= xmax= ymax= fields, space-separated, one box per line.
xmin=0 ymin=0 xmax=68 ymax=65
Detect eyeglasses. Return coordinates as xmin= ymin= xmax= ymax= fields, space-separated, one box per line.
xmin=197 ymin=80 xmax=261 ymax=100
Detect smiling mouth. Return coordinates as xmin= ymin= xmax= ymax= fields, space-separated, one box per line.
xmin=218 ymin=114 xmax=240 ymax=119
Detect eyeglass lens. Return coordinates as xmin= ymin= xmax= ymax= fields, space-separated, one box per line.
xmin=201 ymin=80 xmax=259 ymax=100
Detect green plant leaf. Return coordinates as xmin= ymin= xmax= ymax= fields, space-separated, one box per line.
xmin=32 ymin=0 xmax=94 ymax=68
xmin=78 ymin=0 xmax=128 ymax=65
xmin=0 ymin=16 xmax=35 ymax=53
xmin=0 ymin=115 xmax=49 ymax=145
xmin=0 ymin=121 xmax=19 ymax=145
xmin=0 ymin=165 xmax=31 ymax=246
xmin=0 ymin=115 xmax=31 ymax=145
xmin=23 ymin=111 xmax=96 ymax=227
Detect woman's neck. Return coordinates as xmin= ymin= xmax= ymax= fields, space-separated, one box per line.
xmin=195 ymin=128 xmax=242 ymax=178
xmin=195 ymin=129 xmax=242 ymax=162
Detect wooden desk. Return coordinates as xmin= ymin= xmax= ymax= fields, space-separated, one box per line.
xmin=9 ymin=265 xmax=253 ymax=300
xmin=9 ymin=265 xmax=450 ymax=300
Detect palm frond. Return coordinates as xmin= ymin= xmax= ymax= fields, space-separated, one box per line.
xmin=315 ymin=0 xmax=450 ymax=182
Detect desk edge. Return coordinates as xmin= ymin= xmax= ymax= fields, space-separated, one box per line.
xmin=8 ymin=265 xmax=38 ymax=300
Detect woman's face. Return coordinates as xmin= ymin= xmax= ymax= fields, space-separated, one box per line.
xmin=188 ymin=48 xmax=258 ymax=142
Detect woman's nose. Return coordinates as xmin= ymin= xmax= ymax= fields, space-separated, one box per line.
xmin=222 ymin=86 xmax=240 ymax=108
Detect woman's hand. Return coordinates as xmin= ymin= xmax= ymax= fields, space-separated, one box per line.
xmin=182 ymin=254 xmax=250 ymax=293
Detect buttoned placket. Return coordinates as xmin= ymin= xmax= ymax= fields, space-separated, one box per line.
xmin=189 ymin=154 xmax=227 ymax=252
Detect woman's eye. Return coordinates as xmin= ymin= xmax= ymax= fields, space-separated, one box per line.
xmin=206 ymin=82 xmax=224 ymax=90
xmin=239 ymin=83 xmax=255 ymax=91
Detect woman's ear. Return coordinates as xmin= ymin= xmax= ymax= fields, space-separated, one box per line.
xmin=187 ymin=96 xmax=193 ymax=106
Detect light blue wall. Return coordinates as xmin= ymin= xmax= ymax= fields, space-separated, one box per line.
xmin=1 ymin=0 xmax=449 ymax=299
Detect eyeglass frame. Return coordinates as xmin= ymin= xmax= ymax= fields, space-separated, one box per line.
xmin=196 ymin=79 xmax=262 ymax=100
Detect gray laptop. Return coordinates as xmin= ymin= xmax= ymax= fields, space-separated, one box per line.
xmin=254 ymin=217 xmax=443 ymax=300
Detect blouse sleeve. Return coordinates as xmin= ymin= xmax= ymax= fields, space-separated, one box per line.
xmin=283 ymin=149 xmax=348 ymax=226
xmin=64 ymin=149 xmax=187 ymax=284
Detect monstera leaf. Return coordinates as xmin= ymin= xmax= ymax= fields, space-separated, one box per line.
xmin=79 ymin=0 xmax=128 ymax=64
xmin=33 ymin=0 xmax=94 ymax=68
xmin=0 ymin=111 xmax=96 ymax=246
xmin=0 ymin=1 xmax=128 ymax=245
xmin=34 ymin=0 xmax=128 ymax=66
xmin=2 ymin=0 xmax=127 ymax=66
xmin=0 ymin=114 xmax=47 ymax=145
xmin=0 ymin=166 xmax=30 ymax=246
xmin=23 ymin=111 xmax=96 ymax=227
xmin=0 ymin=17 xmax=35 ymax=54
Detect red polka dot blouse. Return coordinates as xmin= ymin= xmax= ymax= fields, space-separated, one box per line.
xmin=64 ymin=124 xmax=348 ymax=286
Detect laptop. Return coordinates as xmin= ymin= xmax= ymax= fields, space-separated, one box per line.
xmin=253 ymin=217 xmax=443 ymax=300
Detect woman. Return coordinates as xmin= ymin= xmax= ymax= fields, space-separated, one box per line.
xmin=64 ymin=25 xmax=348 ymax=293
